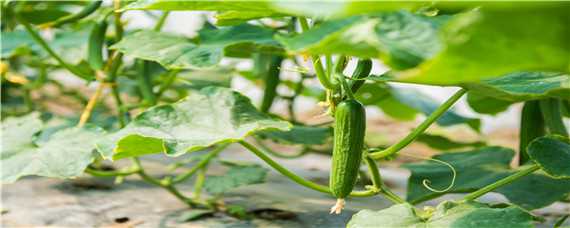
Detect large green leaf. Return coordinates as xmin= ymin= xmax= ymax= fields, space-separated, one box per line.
xmin=416 ymin=133 xmax=486 ymax=151
xmin=177 ymin=68 xmax=233 ymax=90
xmin=464 ymin=72 xmax=570 ymax=102
xmin=198 ymin=23 xmax=282 ymax=58
xmin=122 ymin=0 xmax=276 ymax=12
xmin=276 ymin=11 xmax=447 ymax=69
xmin=348 ymin=201 xmax=533 ymax=228
xmin=96 ymin=87 xmax=291 ymax=159
xmin=357 ymin=84 xmax=480 ymax=131
xmin=204 ymin=164 xmax=268 ymax=194
xmin=466 ymin=93 xmax=513 ymax=115
xmin=121 ymin=0 xmax=421 ymax=18
xmin=111 ymin=24 xmax=280 ymax=69
xmin=258 ymin=125 xmax=332 ymax=145
xmin=403 ymin=147 xmax=570 ymax=209
xmin=1 ymin=113 xmax=103 ymax=183
xmin=214 ymin=11 xmax=283 ymax=26
xmin=398 ymin=7 xmax=570 ymax=85
xmin=528 ymin=135 xmax=570 ymax=179
xmin=1 ymin=112 xmax=43 ymax=156
xmin=390 ymin=88 xmax=480 ymax=131
xmin=110 ymin=30 xmax=212 ymax=69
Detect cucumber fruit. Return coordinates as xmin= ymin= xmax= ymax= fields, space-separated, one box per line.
xmin=330 ymin=99 xmax=366 ymax=214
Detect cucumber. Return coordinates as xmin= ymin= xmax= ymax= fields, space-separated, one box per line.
xmin=87 ymin=20 xmax=108 ymax=70
xmin=539 ymin=98 xmax=569 ymax=136
xmin=519 ymin=101 xmax=545 ymax=164
xmin=330 ymin=99 xmax=366 ymax=214
xmin=260 ymin=55 xmax=284 ymax=113
xmin=349 ymin=59 xmax=372 ymax=93
xmin=50 ymin=1 xmax=103 ymax=27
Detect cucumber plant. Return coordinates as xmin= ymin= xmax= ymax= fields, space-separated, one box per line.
xmin=1 ymin=1 xmax=569 ymax=227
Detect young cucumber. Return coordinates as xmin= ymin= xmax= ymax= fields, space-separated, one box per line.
xmin=330 ymin=99 xmax=366 ymax=214
xmin=260 ymin=55 xmax=284 ymax=113
xmin=519 ymin=101 xmax=545 ymax=164
xmin=87 ymin=20 xmax=108 ymax=70
xmin=47 ymin=1 xmax=103 ymax=28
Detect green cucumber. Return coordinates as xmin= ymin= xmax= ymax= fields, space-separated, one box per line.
xmin=50 ymin=1 xmax=103 ymax=27
xmin=519 ymin=101 xmax=545 ymax=164
xmin=349 ymin=59 xmax=372 ymax=93
xmin=330 ymin=99 xmax=366 ymax=214
xmin=539 ymin=98 xmax=568 ymax=136
xmin=87 ymin=19 xmax=108 ymax=70
xmin=260 ymin=55 xmax=284 ymax=113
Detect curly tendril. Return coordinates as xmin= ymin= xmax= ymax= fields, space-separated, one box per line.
xmin=402 ymin=153 xmax=457 ymax=193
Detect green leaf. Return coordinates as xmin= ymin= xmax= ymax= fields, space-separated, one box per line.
xmin=122 ymin=0 xmax=276 ymax=12
xmin=177 ymin=68 xmax=233 ymax=89
xmin=403 ymin=146 xmax=570 ymax=209
xmin=1 ymin=113 xmax=103 ymax=183
xmin=276 ymin=11 xmax=447 ymax=69
xmin=215 ymin=11 xmax=283 ymax=26
xmin=259 ymin=125 xmax=332 ymax=145
xmin=348 ymin=201 xmax=533 ymax=228
xmin=528 ymin=135 xmax=570 ymax=179
xmin=110 ymin=30 xmax=211 ymax=69
xmin=203 ymin=164 xmax=268 ymax=194
xmin=198 ymin=23 xmax=282 ymax=58
xmin=111 ymin=24 xmax=280 ymax=69
xmin=390 ymin=88 xmax=480 ymax=131
xmin=121 ymin=0 xmax=422 ymax=19
xmin=112 ymin=135 xmax=165 ymax=160
xmin=398 ymin=8 xmax=570 ymax=85
xmin=177 ymin=209 xmax=214 ymax=223
xmin=1 ymin=112 xmax=43 ymax=156
xmin=466 ymin=93 xmax=513 ymax=115
xmin=355 ymin=83 xmax=480 ymax=130
xmin=464 ymin=72 xmax=570 ymax=102
xmin=416 ymin=133 xmax=486 ymax=151
xmin=96 ymin=87 xmax=291 ymax=159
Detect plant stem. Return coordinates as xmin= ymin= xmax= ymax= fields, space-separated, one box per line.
xmin=23 ymin=89 xmax=34 ymax=111
xmin=253 ymin=137 xmax=308 ymax=159
xmin=113 ymin=0 xmax=124 ymax=40
xmin=298 ymin=17 xmax=336 ymax=90
xmin=369 ymin=88 xmax=467 ymax=159
xmin=325 ymin=55 xmax=333 ymax=78
xmin=193 ymin=167 xmax=207 ymax=200
xmin=131 ymin=157 xmax=201 ymax=207
xmin=85 ymin=167 xmax=139 ymax=177
xmin=153 ymin=11 xmax=170 ymax=31
xmin=136 ymin=60 xmax=157 ymax=106
xmin=463 ymin=164 xmax=540 ymax=201
xmin=286 ymin=69 xmax=307 ymax=123
xmin=106 ymin=2 xmax=128 ymax=127
xmin=155 ymin=69 xmax=180 ymax=99
xmin=239 ymin=140 xmax=376 ymax=197
xmin=363 ymin=156 xmax=406 ymax=204
xmin=172 ymin=144 xmax=228 ymax=184
xmin=364 ymin=156 xmax=382 ymax=189
xmin=77 ymin=73 xmax=106 ymax=127
xmin=17 ymin=14 xmax=87 ymax=79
